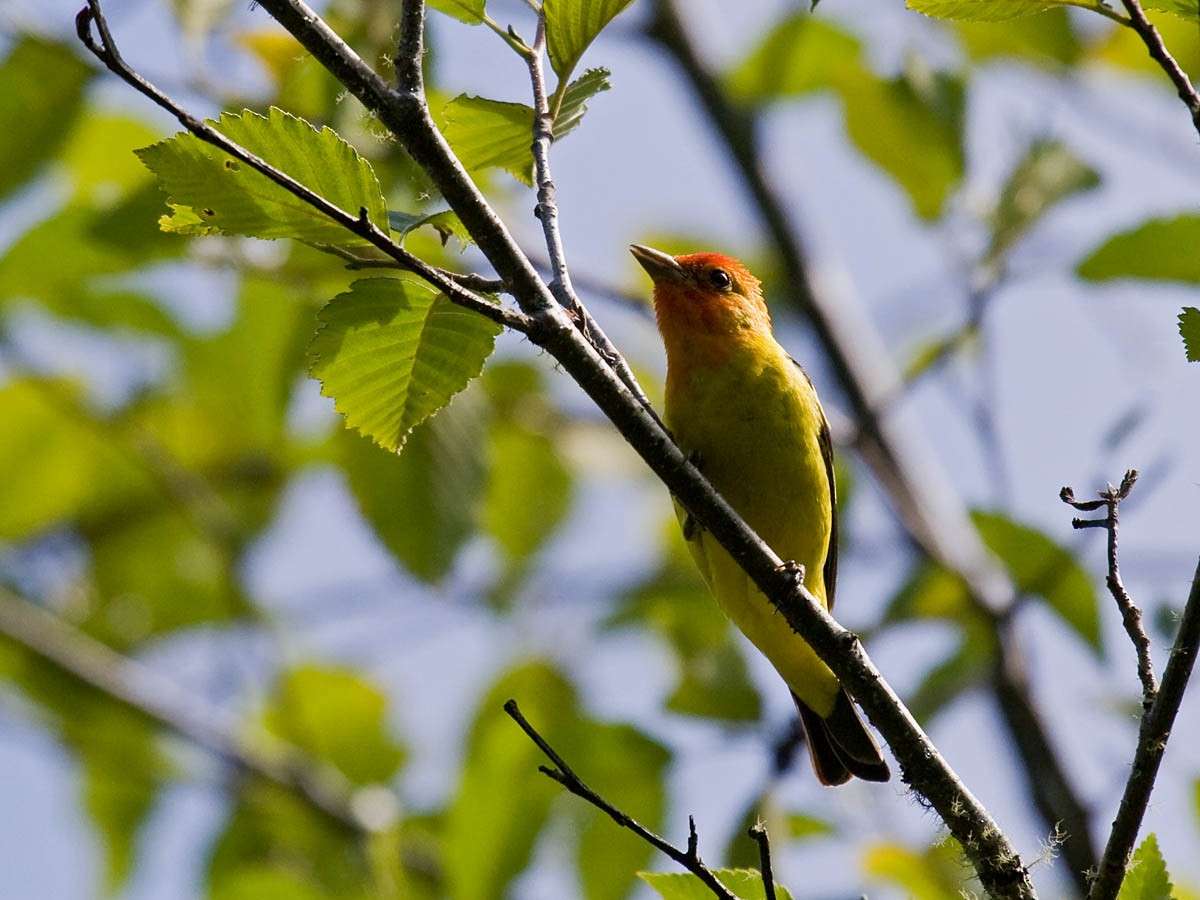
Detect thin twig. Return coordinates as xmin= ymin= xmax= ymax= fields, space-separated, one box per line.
xmin=75 ymin=1 xmax=531 ymax=334
xmin=0 ymin=587 xmax=380 ymax=832
xmin=1063 ymin=470 xmax=1157 ymax=701
xmin=747 ymin=822 xmax=777 ymax=900
xmin=1117 ymin=0 xmax=1200 ymax=136
xmin=525 ymin=10 xmax=663 ymax=428
xmin=1087 ymin=557 xmax=1200 ymax=900
xmin=503 ymin=700 xmax=738 ymax=900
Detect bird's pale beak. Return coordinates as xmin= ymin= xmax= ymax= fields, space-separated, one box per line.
xmin=630 ymin=244 xmax=685 ymax=283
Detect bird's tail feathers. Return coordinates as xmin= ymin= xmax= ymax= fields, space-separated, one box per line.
xmin=794 ymin=689 xmax=890 ymax=785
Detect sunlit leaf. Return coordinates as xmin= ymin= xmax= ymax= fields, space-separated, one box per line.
xmin=543 ymin=0 xmax=634 ymax=80
xmin=864 ymin=839 xmax=971 ymax=899
xmin=839 ymin=59 xmax=964 ymax=219
xmin=388 ymin=209 xmax=472 ymax=247
xmin=1078 ymin=216 xmax=1200 ymax=283
xmin=553 ymin=68 xmax=613 ymax=139
xmin=640 ymin=868 xmax=794 ymax=900
xmin=0 ymin=37 xmax=92 ymax=201
xmin=1118 ymin=833 xmax=1173 ymax=900
xmin=1180 ymin=307 xmax=1200 ymax=362
xmin=883 ymin=560 xmax=972 ymax=623
xmin=1142 ymin=0 xmax=1200 ymax=19
xmin=264 ymin=664 xmax=405 ymax=785
xmin=426 ymin=0 xmax=486 ymax=24
xmin=483 ymin=422 xmax=572 ymax=562
xmin=339 ymin=389 xmax=487 ymax=582
xmin=972 ymin=510 xmax=1101 ymax=652
xmin=137 ymin=107 xmax=388 ymax=244
xmin=907 ymin=0 xmax=1067 ymax=20
xmin=444 ymin=662 xmax=575 ymax=900
xmin=985 ymin=139 xmax=1099 ymax=267
xmin=308 ymin=277 xmax=502 ymax=451
xmin=725 ymin=14 xmax=864 ymax=103
xmin=210 ymin=866 xmax=328 ymax=900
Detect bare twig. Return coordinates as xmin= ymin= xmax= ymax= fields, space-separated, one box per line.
xmin=1064 ymin=470 xmax=1156 ymax=701
xmin=747 ymin=822 xmax=777 ymax=900
xmin=503 ymin=700 xmax=738 ymax=900
xmin=0 ymin=587 xmax=383 ymax=832
xmin=1117 ymin=0 xmax=1200 ymax=135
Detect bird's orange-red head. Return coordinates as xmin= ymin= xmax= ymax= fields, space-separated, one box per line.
xmin=631 ymin=244 xmax=772 ymax=365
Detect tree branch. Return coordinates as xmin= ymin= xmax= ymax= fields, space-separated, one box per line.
xmin=747 ymin=822 xmax=777 ymax=900
xmin=504 ymin=700 xmax=738 ymax=900
xmin=0 ymin=587 xmax=380 ymax=832
xmin=1061 ymin=473 xmax=1200 ymax=900
xmin=1117 ymin=0 xmax=1200 ymax=136
xmin=82 ymin=3 xmax=1036 ymax=894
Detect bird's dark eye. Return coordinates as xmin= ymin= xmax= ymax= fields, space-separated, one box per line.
xmin=707 ymin=268 xmax=732 ymax=290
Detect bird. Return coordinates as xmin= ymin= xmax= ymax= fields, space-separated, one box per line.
xmin=631 ymin=243 xmax=889 ymax=785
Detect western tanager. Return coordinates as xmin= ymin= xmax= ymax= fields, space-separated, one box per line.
xmin=631 ymin=243 xmax=889 ymax=785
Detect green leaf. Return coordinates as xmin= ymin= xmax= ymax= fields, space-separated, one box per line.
xmin=553 ymin=68 xmax=613 ymax=139
xmin=1180 ymin=307 xmax=1200 ymax=362
xmin=985 ymin=140 xmax=1100 ymax=267
xmin=863 ymin=839 xmax=970 ymax=899
xmin=60 ymin=112 xmax=163 ymax=202
xmin=339 ymin=389 xmax=488 ymax=582
xmin=907 ymin=0 xmax=1067 ymax=21
xmin=543 ymin=0 xmax=635 ymax=80
xmin=1118 ymin=833 xmax=1173 ymax=900
xmin=136 ymin=107 xmax=388 ymax=244
xmin=952 ymin=9 xmax=1081 ymax=67
xmin=426 ymin=0 xmax=486 ymax=24
xmin=444 ymin=662 xmax=576 ymax=900
xmin=0 ymin=381 xmax=156 ymax=539
xmin=211 ymin=866 xmax=329 ymax=900
xmin=1078 ymin=216 xmax=1200 ymax=283
xmin=906 ymin=619 xmax=998 ymax=722
xmin=308 ymin=277 xmax=502 ymax=451
xmin=640 ymin=869 xmax=794 ymax=900
xmin=442 ymin=96 xmax=536 ymax=186
xmin=0 ymin=37 xmax=92 ymax=201
xmin=387 ymin=209 xmax=471 ymax=247
xmin=725 ymin=14 xmax=864 ymax=103
xmin=1142 ymin=0 xmax=1200 ymax=19
xmin=839 ymin=59 xmax=965 ymax=220
xmin=264 ymin=664 xmax=405 ymax=785
xmin=483 ymin=421 xmax=573 ymax=562
xmin=972 ymin=510 xmax=1101 ymax=652
xmin=575 ymin=725 xmax=670 ymax=900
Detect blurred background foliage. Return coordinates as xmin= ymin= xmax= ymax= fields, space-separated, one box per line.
xmin=0 ymin=1 xmax=1199 ymax=898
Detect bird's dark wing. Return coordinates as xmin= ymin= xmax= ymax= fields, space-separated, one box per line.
xmin=790 ymin=356 xmax=838 ymax=609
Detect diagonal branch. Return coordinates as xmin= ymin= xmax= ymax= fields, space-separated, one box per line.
xmin=1117 ymin=0 xmax=1200 ymax=136
xmin=504 ymin=700 xmax=738 ymax=900
xmin=0 ymin=587 xmax=379 ymax=832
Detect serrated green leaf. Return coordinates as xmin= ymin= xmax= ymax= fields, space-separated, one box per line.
xmin=0 ymin=37 xmax=92 ymax=201
xmin=1118 ymin=833 xmax=1174 ymax=900
xmin=445 ymin=662 xmax=576 ymax=900
xmin=907 ymin=0 xmax=1067 ymax=21
xmin=986 ymin=140 xmax=1099 ymax=267
xmin=839 ymin=59 xmax=964 ymax=220
xmin=972 ymin=510 xmax=1101 ymax=652
xmin=442 ymin=96 xmax=536 ymax=186
xmin=1143 ymin=0 xmax=1200 ymax=20
xmin=864 ymin=839 xmax=970 ymax=899
xmin=725 ymin=14 xmax=864 ymax=103
xmin=1180 ymin=307 xmax=1200 ymax=362
xmin=553 ymin=68 xmax=612 ymax=139
xmin=639 ymin=869 xmax=794 ymax=900
xmin=387 ymin=208 xmax=472 ymax=247
xmin=544 ymin=0 xmax=635 ymax=80
xmin=1079 ymin=216 xmax=1200 ymax=283
xmin=308 ymin=277 xmax=502 ymax=451
xmin=339 ymin=390 xmax=487 ymax=582
xmin=264 ymin=664 xmax=405 ymax=785
xmin=137 ymin=107 xmax=387 ymax=245
xmin=576 ymin=725 xmax=670 ymax=900
xmin=426 ymin=0 xmax=486 ymax=24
